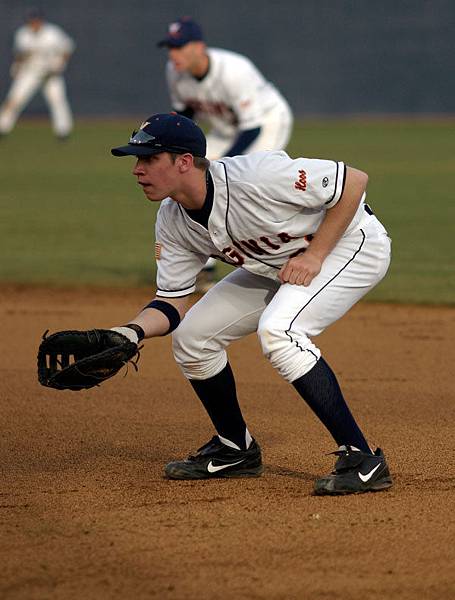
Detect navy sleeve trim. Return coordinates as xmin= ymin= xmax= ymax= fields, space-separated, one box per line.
xmin=324 ymin=161 xmax=346 ymax=206
xmin=340 ymin=163 xmax=347 ymax=198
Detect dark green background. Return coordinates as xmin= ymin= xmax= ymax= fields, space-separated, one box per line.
xmin=1 ymin=117 xmax=454 ymax=304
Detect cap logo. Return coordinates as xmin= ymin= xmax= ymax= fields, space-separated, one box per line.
xmin=169 ymin=22 xmax=181 ymax=36
xmin=139 ymin=121 xmax=151 ymax=131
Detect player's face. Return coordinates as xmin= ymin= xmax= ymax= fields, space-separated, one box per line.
xmin=168 ymin=42 xmax=205 ymax=74
xmin=28 ymin=18 xmax=43 ymax=32
xmin=133 ymin=152 xmax=180 ymax=202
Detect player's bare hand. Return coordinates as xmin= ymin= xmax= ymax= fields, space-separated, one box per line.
xmin=279 ymin=253 xmax=323 ymax=286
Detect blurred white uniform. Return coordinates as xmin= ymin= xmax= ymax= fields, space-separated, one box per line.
xmin=168 ymin=46 xmax=294 ymax=284
xmin=167 ymin=48 xmax=293 ymax=160
xmin=0 ymin=21 xmax=75 ymax=137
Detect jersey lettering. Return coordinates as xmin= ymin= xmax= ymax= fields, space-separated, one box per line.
xmin=277 ymin=232 xmax=299 ymax=243
xmin=222 ymin=246 xmax=245 ymax=265
xmin=294 ymin=169 xmax=307 ymax=192
xmin=260 ymin=236 xmax=280 ymax=250
xmin=223 ymin=231 xmax=303 ymax=264
xmin=237 ymin=239 xmax=272 ymax=255
xmin=187 ymin=99 xmax=236 ymax=121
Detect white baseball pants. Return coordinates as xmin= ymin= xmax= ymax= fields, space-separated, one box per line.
xmin=0 ymin=70 xmax=73 ymax=136
xmin=172 ymin=217 xmax=391 ymax=382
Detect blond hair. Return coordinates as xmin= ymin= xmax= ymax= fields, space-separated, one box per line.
xmin=169 ymin=153 xmax=210 ymax=171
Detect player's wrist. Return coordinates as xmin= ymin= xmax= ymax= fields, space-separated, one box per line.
xmin=109 ymin=324 xmax=144 ymax=344
xmin=125 ymin=323 xmax=145 ymax=341
xmin=304 ymin=242 xmax=329 ymax=261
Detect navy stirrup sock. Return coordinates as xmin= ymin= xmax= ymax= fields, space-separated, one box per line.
xmin=292 ymin=357 xmax=371 ymax=453
xmin=189 ymin=362 xmax=248 ymax=450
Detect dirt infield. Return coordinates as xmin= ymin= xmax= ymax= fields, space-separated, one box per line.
xmin=1 ymin=284 xmax=454 ymax=600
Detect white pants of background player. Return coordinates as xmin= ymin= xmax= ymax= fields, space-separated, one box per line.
xmin=206 ymin=101 xmax=294 ymax=160
xmin=0 ymin=69 xmax=73 ymax=136
xmin=173 ymin=217 xmax=391 ymax=382
xmin=203 ymin=101 xmax=294 ymax=272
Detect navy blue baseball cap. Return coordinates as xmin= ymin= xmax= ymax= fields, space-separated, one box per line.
xmin=26 ymin=8 xmax=44 ymax=21
xmin=111 ymin=113 xmax=207 ymax=158
xmin=157 ymin=17 xmax=204 ymax=48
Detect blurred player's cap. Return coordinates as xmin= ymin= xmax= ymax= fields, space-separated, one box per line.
xmin=26 ymin=7 xmax=44 ymax=21
xmin=111 ymin=113 xmax=207 ymax=158
xmin=157 ymin=17 xmax=204 ymax=48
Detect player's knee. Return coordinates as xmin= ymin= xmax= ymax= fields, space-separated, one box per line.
xmin=256 ymin=316 xmax=284 ymax=357
xmin=2 ymin=99 xmax=17 ymax=112
xmin=172 ymin=318 xmax=226 ymax=379
xmin=171 ymin=317 xmax=199 ymax=361
xmin=257 ymin=314 xmax=319 ymax=381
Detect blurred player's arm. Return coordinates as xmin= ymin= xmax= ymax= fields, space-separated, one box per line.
xmin=10 ymin=51 xmax=29 ymax=77
xmin=224 ymin=126 xmax=261 ymax=156
xmin=223 ymin=64 xmax=264 ymax=156
xmin=165 ymin=63 xmax=194 ymax=120
xmin=51 ymin=30 xmax=76 ymax=74
xmin=11 ymin=30 xmax=29 ymax=77
xmin=54 ymin=47 xmax=75 ymax=74
xmin=279 ymin=166 xmax=368 ymax=286
xmin=173 ymin=107 xmax=262 ymax=154
xmin=57 ymin=50 xmax=73 ymax=72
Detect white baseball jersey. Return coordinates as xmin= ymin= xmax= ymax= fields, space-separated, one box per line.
xmin=155 ymin=151 xmax=375 ymax=298
xmin=14 ymin=22 xmax=75 ymax=75
xmin=167 ymin=48 xmax=292 ymax=138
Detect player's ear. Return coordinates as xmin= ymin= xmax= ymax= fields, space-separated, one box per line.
xmin=176 ymin=153 xmax=194 ymax=173
xmin=195 ymin=41 xmax=206 ymax=54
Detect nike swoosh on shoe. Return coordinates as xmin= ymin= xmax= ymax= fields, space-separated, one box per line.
xmin=207 ymin=459 xmax=244 ymax=473
xmin=358 ymin=463 xmax=382 ymax=482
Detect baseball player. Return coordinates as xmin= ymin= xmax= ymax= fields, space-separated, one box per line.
xmin=158 ymin=17 xmax=294 ymax=291
xmin=110 ymin=112 xmax=393 ymax=496
xmin=0 ymin=10 xmax=75 ymax=139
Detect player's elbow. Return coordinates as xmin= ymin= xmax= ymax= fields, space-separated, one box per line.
xmin=342 ymin=167 xmax=369 ymax=206
xmin=348 ymin=167 xmax=368 ymax=192
xmin=359 ymin=170 xmax=369 ymax=191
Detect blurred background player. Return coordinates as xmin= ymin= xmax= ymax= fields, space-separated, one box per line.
xmin=158 ymin=17 xmax=294 ymax=292
xmin=0 ymin=9 xmax=75 ymax=140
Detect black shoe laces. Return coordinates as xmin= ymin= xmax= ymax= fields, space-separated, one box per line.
xmin=187 ymin=436 xmax=221 ymax=460
xmin=329 ymin=447 xmax=367 ymax=472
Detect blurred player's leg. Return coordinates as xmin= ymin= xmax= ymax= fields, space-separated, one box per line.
xmin=0 ymin=71 xmax=42 ymax=134
xmin=42 ymin=75 xmax=73 ymax=138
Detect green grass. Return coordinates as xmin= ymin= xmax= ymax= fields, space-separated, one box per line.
xmin=1 ymin=117 xmax=454 ymax=304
